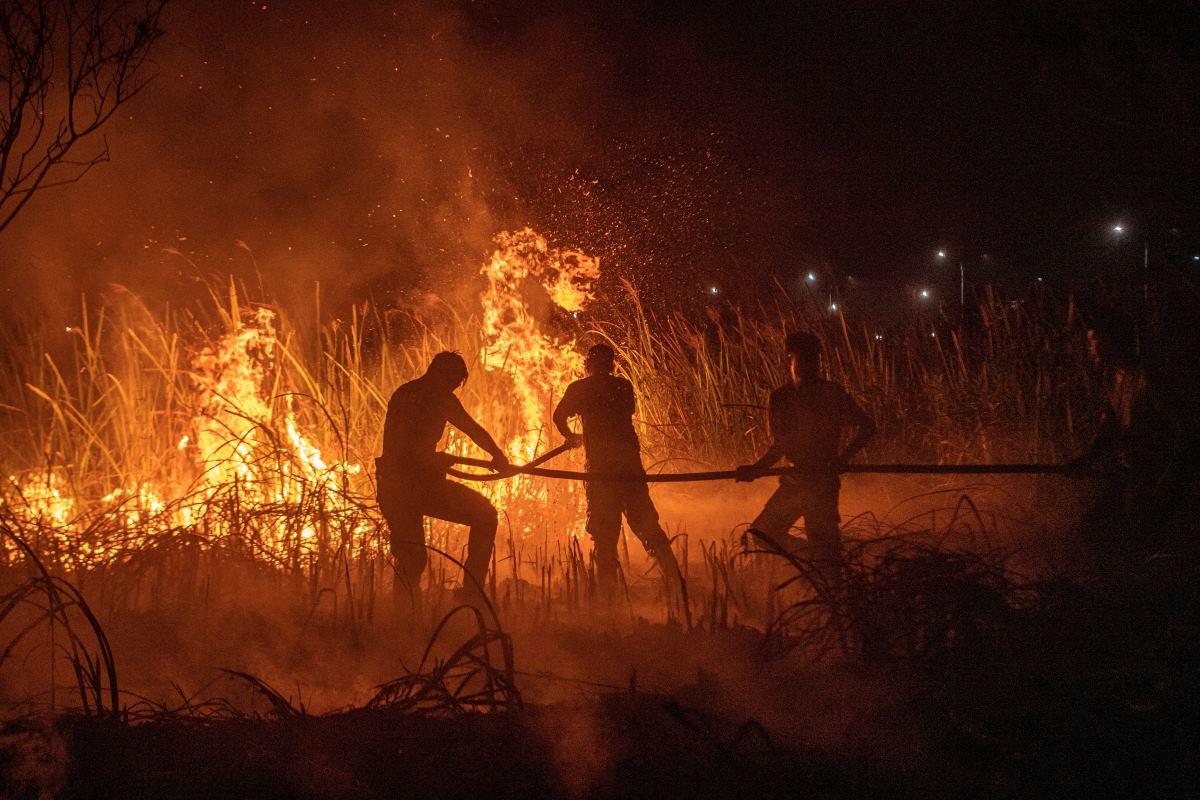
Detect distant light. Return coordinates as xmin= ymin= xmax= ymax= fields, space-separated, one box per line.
xmin=936 ymin=250 xmax=946 ymax=260
xmin=1193 ymin=255 xmax=1199 ymax=262
xmin=829 ymin=303 xmax=838 ymax=312
xmin=1036 ymin=277 xmax=1044 ymax=282
xmin=806 ymin=272 xmax=816 ymax=283
xmin=930 ymin=332 xmax=937 ymax=338
xmin=873 ymin=333 xmax=882 ymax=341
xmin=709 ymin=286 xmax=718 ymax=295
xmin=1112 ymin=224 xmax=1124 ymax=235
xmin=919 ymin=288 xmax=930 ymax=299
xmin=571 ymin=311 xmax=580 ymax=319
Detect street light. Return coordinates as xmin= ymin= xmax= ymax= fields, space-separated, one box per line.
xmin=934 ymin=248 xmax=965 ymax=306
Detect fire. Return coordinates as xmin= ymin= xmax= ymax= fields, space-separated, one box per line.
xmin=7 ymin=468 xmax=76 ymax=529
xmin=3 ymin=228 xmax=595 ymax=569
xmin=180 ymin=304 xmax=363 ymax=554
xmin=479 ymin=227 xmax=599 ymax=461
xmin=189 ymin=305 xmax=277 ymax=485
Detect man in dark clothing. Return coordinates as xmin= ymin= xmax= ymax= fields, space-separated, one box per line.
xmin=1070 ymin=316 xmax=1185 ymax=561
xmin=736 ymin=331 xmax=875 ymax=572
xmin=376 ymin=352 xmax=509 ymax=607
xmin=552 ymin=344 xmax=683 ymax=595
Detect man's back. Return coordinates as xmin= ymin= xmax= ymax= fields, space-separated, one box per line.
xmin=382 ymin=377 xmax=451 ymax=469
xmin=769 ymin=379 xmax=869 ymax=466
xmin=557 ymin=374 xmax=640 ymax=462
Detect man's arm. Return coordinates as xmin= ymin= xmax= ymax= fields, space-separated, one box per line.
xmin=445 ymin=394 xmax=508 ymax=467
xmin=552 ymin=384 xmax=581 ymax=446
xmin=836 ymin=393 xmax=876 ymax=467
xmin=736 ymin=391 xmax=786 ymax=481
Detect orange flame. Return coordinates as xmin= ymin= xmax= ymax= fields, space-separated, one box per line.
xmin=479 ymin=227 xmax=599 ymax=460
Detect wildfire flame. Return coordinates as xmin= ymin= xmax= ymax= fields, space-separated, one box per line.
xmin=4 ymin=228 xmax=596 ymax=567
xmin=479 ymin=227 xmax=599 ymax=460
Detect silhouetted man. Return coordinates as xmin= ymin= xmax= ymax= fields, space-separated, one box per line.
xmin=376 ymin=352 xmax=509 ymax=608
xmin=553 ymin=344 xmax=683 ymax=596
xmin=736 ymin=331 xmax=875 ymax=574
xmin=1070 ymin=315 xmax=1184 ymax=560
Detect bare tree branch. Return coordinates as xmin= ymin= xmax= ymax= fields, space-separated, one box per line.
xmin=0 ymin=0 xmax=166 ymax=234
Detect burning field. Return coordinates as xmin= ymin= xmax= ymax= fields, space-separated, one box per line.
xmin=2 ymin=226 xmax=1196 ymax=798
xmin=4 ymin=0 xmax=1200 ymax=794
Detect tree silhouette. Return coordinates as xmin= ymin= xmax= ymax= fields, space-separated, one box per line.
xmin=0 ymin=0 xmax=166 ymax=234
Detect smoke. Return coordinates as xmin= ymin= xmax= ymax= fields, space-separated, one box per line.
xmin=0 ymin=2 xmax=582 ymax=314
xmin=0 ymin=0 xmax=774 ymax=322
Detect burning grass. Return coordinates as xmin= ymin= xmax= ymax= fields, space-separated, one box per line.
xmin=0 ymin=230 xmax=1109 ymax=715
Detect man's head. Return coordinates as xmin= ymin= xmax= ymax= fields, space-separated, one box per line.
xmin=425 ymin=351 xmax=469 ymax=390
xmin=584 ymin=343 xmax=616 ymax=376
xmin=785 ymin=331 xmax=821 ymax=383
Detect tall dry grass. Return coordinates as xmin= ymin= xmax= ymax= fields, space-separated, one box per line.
xmin=0 ymin=274 xmax=1102 ymax=682
xmin=0 ymin=276 xmax=1098 ymax=573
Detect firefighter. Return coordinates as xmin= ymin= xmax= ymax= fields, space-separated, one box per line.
xmin=376 ymin=351 xmax=509 ymax=609
xmin=735 ymin=331 xmax=875 ymax=577
xmin=553 ymin=344 xmax=684 ymax=598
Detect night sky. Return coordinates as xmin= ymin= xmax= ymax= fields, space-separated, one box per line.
xmin=2 ymin=0 xmax=1198 ymax=312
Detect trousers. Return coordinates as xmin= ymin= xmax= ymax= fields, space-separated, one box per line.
xmin=749 ymin=474 xmax=842 ymax=563
xmin=585 ymin=474 xmax=672 ymax=585
xmin=377 ymin=470 xmax=498 ymax=593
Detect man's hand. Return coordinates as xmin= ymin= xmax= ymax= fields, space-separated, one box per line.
xmin=735 ymin=464 xmax=766 ymax=483
xmin=489 ymin=452 xmax=514 ymax=475
xmin=563 ymin=432 xmax=583 ymax=449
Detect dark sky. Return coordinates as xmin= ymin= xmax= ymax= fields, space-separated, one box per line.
xmin=2 ymin=0 xmax=1198 ymax=313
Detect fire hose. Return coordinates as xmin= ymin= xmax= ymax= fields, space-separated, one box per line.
xmin=445 ymin=445 xmax=1101 ymax=483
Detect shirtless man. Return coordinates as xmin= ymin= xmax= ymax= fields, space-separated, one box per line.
xmin=376 ymin=352 xmax=509 ymax=608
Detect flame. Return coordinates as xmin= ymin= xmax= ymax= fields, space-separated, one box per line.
xmin=4 ymin=228 xmax=595 ymax=568
xmin=8 ymin=469 xmax=76 ymax=529
xmin=479 ymin=227 xmax=599 ymax=460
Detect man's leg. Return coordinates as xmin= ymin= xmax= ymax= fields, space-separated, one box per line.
xmin=585 ymin=480 xmax=623 ymax=595
xmin=802 ymin=479 xmax=843 ymax=587
xmin=622 ymin=481 xmax=682 ymax=584
xmin=425 ymin=480 xmax=499 ymax=594
xmin=379 ymin=491 xmax=427 ymax=610
xmin=746 ymin=481 xmax=805 ymax=556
